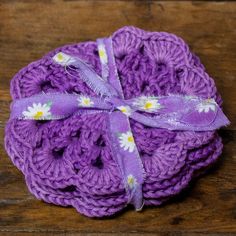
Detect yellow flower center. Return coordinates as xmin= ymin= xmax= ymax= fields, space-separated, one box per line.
xmin=127 ymin=136 xmax=134 ymax=143
xmin=202 ymin=99 xmax=214 ymax=106
xmin=120 ymin=108 xmax=127 ymax=113
xmin=99 ymin=49 xmax=106 ymax=59
xmin=205 ymin=98 xmax=213 ymax=104
xmin=34 ymin=111 xmax=43 ymax=119
xmin=127 ymin=176 xmax=134 ymax=185
xmin=57 ymin=53 xmax=64 ymax=61
xmin=144 ymin=101 xmax=153 ymax=109
xmin=84 ymin=99 xmax=90 ymax=105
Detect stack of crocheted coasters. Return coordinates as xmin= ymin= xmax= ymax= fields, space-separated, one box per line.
xmin=5 ymin=26 xmax=228 ymax=217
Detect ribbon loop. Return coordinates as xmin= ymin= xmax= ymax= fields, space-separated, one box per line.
xmin=55 ymin=52 xmax=120 ymax=98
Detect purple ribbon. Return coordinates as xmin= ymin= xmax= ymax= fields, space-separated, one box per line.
xmin=10 ymin=37 xmax=230 ymax=211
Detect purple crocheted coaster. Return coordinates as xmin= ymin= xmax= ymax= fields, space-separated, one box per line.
xmin=5 ymin=26 xmax=228 ymax=217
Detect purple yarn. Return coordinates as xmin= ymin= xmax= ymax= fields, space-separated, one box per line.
xmin=5 ymin=26 xmax=223 ymax=217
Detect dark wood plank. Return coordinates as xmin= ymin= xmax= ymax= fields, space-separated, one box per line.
xmin=0 ymin=1 xmax=235 ymax=235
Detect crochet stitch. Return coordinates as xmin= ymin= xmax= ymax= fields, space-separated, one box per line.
xmin=5 ymin=26 xmax=224 ymax=217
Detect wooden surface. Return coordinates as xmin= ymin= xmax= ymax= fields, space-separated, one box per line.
xmin=0 ymin=1 xmax=236 ymax=235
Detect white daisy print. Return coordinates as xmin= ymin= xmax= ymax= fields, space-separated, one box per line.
xmin=134 ymin=96 xmax=161 ymax=112
xmin=196 ymin=98 xmax=217 ymax=113
xmin=117 ymin=105 xmax=132 ymax=116
xmin=118 ymin=131 xmax=136 ymax=153
xmin=78 ymin=96 xmax=94 ymax=107
xmin=127 ymin=174 xmax=137 ymax=189
xmin=184 ymin=95 xmax=198 ymax=100
xmin=98 ymin=44 xmax=108 ymax=64
xmin=53 ymin=52 xmax=75 ymax=66
xmin=22 ymin=102 xmax=52 ymax=120
xmin=167 ymin=117 xmax=180 ymax=126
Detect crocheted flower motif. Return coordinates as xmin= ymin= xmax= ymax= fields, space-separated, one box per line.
xmin=118 ymin=131 xmax=135 ymax=153
xmin=53 ymin=52 xmax=75 ymax=66
xmin=78 ymin=96 xmax=94 ymax=107
xmin=127 ymin=174 xmax=137 ymax=189
xmin=134 ymin=96 xmax=161 ymax=112
xmin=98 ymin=44 xmax=108 ymax=64
xmin=197 ymin=99 xmax=217 ymax=113
xmin=117 ymin=105 xmax=132 ymax=116
xmin=22 ymin=102 xmax=52 ymax=120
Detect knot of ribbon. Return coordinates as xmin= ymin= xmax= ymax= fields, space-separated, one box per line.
xmin=10 ymin=37 xmax=230 ymax=211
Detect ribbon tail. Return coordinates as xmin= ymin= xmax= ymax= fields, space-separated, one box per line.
xmin=10 ymin=93 xmax=111 ymax=120
xmin=108 ymin=111 xmax=145 ymax=210
xmin=53 ymin=52 xmax=119 ymax=98
xmin=130 ymin=109 xmax=230 ymax=131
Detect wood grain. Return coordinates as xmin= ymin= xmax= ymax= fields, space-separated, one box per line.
xmin=0 ymin=1 xmax=235 ymax=235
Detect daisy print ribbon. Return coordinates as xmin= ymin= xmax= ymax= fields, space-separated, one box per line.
xmin=10 ymin=37 xmax=230 ymax=211
xmin=22 ymin=102 xmax=52 ymax=120
xmin=78 ymin=96 xmax=94 ymax=107
xmin=11 ymin=93 xmax=230 ymax=131
xmin=118 ymin=131 xmax=136 ymax=153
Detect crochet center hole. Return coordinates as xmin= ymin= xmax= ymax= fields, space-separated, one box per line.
xmin=91 ymin=155 xmax=104 ymax=169
xmin=52 ymin=148 xmax=65 ymax=159
xmin=157 ymin=62 xmax=167 ymax=72
xmin=139 ymin=45 xmax=144 ymax=54
xmin=175 ymin=68 xmax=184 ymax=80
xmin=35 ymin=120 xmax=49 ymax=126
xmin=141 ymin=81 xmax=149 ymax=92
xmin=40 ymin=80 xmax=53 ymax=92
xmin=72 ymin=130 xmax=81 ymax=139
xmin=73 ymin=162 xmax=80 ymax=174
xmin=60 ymin=185 xmax=77 ymax=192
xmin=95 ymin=135 xmax=106 ymax=147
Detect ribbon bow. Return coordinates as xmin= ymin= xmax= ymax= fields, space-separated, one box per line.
xmin=10 ymin=37 xmax=229 ymax=210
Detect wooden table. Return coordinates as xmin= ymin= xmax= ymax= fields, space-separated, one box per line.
xmin=0 ymin=1 xmax=235 ymax=235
